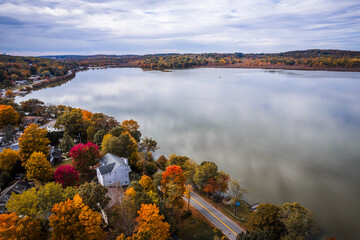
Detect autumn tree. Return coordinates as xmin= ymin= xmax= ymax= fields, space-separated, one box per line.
xmin=134 ymin=203 xmax=170 ymax=240
xmin=0 ymin=104 xmax=19 ymax=128
xmin=18 ymin=124 xmax=50 ymax=163
xmin=37 ymin=182 xmax=72 ymax=219
xmin=54 ymin=165 xmax=79 ymax=188
xmin=279 ymin=202 xmax=316 ymax=239
xmin=121 ymin=119 xmax=141 ymax=142
xmin=109 ymin=126 xmax=125 ymax=137
xmin=156 ymin=155 xmax=168 ymax=170
xmin=6 ymin=182 xmax=76 ymax=220
xmin=49 ymin=195 xmax=106 ymax=240
xmin=184 ymin=184 xmax=193 ymax=212
xmin=194 ymin=161 xmax=219 ymax=190
xmin=161 ymin=165 xmax=186 ymax=209
xmin=5 ymin=89 xmax=15 ymax=98
xmin=109 ymin=196 xmax=137 ymax=237
xmin=167 ymin=154 xmax=189 ymax=168
xmin=25 ymin=151 xmax=53 ymax=185
xmin=139 ymin=137 xmax=159 ymax=153
xmin=77 ymin=182 xmax=110 ymax=212
xmin=6 ymin=187 xmax=39 ymax=218
xmin=236 ymin=230 xmax=273 ymax=240
xmin=246 ymin=203 xmax=285 ymax=240
xmin=55 ymin=109 xmax=88 ymax=140
xmin=228 ymin=179 xmax=246 ymax=216
xmin=59 ymin=131 xmax=74 ymax=153
xmin=20 ymin=98 xmax=45 ymax=116
xmin=69 ymin=142 xmax=100 ymax=173
xmin=0 ymin=148 xmax=20 ymax=171
xmin=93 ymin=129 xmax=106 ymax=146
xmin=101 ymin=132 xmax=140 ymax=169
xmin=0 ymin=212 xmax=44 ymax=240
xmin=90 ymin=113 xmax=119 ymax=132
xmin=139 ymin=174 xmax=155 ymax=192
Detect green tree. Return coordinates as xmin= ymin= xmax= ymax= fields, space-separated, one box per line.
xmin=77 ymin=182 xmax=110 ymax=212
xmin=20 ymin=98 xmax=45 ymax=116
xmin=55 ymin=109 xmax=88 ymax=140
xmin=6 ymin=188 xmax=39 ymax=218
xmin=93 ymin=129 xmax=106 ymax=147
xmin=59 ymin=131 xmax=74 ymax=153
xmin=194 ymin=161 xmax=219 ymax=190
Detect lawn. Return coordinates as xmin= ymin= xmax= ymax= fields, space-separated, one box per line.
xmin=173 ymin=204 xmax=222 ymax=240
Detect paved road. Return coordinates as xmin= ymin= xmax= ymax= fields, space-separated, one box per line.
xmin=185 ymin=192 xmax=244 ymax=240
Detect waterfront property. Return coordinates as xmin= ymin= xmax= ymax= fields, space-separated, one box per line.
xmin=96 ymin=153 xmax=131 ymax=187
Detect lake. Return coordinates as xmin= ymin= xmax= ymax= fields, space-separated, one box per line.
xmin=18 ymin=67 xmax=360 ymax=239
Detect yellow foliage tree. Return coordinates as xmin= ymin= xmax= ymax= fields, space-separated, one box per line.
xmin=125 ymin=187 xmax=137 ymax=199
xmin=0 ymin=212 xmax=44 ymax=240
xmin=0 ymin=105 xmax=19 ymax=128
xmin=5 ymin=89 xmax=15 ymax=98
xmin=135 ymin=203 xmax=170 ymax=240
xmin=139 ymin=175 xmax=155 ymax=192
xmin=49 ymin=195 xmax=105 ymax=240
xmin=25 ymin=151 xmax=53 ymax=185
xmin=18 ymin=124 xmax=50 ymax=163
xmin=0 ymin=148 xmax=20 ymax=171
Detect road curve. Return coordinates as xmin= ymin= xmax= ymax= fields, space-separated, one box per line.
xmin=185 ymin=191 xmax=244 ymax=240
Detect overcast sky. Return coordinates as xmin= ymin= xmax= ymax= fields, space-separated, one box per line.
xmin=0 ymin=0 xmax=359 ymax=56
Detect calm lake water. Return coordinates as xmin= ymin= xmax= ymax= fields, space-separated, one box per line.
xmin=18 ymin=68 xmax=360 ymax=239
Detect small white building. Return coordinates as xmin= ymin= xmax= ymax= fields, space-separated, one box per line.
xmin=96 ymin=153 xmax=131 ymax=187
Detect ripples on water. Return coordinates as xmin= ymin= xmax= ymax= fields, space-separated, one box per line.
xmin=18 ymin=68 xmax=360 ymax=239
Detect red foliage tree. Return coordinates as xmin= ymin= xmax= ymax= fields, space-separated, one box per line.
xmin=54 ymin=165 xmax=79 ymax=188
xmin=203 ymin=178 xmax=219 ymax=195
xmin=161 ymin=165 xmax=186 ymax=208
xmin=69 ymin=142 xmax=100 ymax=173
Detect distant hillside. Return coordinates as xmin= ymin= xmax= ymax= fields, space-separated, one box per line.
xmin=40 ymin=49 xmax=360 ymax=71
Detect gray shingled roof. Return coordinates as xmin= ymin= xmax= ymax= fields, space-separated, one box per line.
xmin=98 ymin=162 xmax=115 ymax=175
xmin=97 ymin=153 xmax=129 ymax=176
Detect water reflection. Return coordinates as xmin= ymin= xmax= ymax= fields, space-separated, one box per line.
xmin=18 ymin=68 xmax=360 ymax=239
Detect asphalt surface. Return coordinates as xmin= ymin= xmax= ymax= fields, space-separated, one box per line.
xmin=185 ymin=192 xmax=244 ymax=240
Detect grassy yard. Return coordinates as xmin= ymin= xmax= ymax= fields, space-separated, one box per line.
xmin=175 ymin=208 xmax=222 ymax=240
xmin=51 ymin=159 xmax=72 ymax=170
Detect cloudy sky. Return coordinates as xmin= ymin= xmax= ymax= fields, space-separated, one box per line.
xmin=0 ymin=0 xmax=359 ymax=56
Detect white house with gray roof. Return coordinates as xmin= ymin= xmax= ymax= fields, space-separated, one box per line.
xmin=96 ymin=153 xmax=131 ymax=187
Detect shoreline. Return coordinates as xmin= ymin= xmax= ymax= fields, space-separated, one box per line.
xmin=12 ymin=63 xmax=360 ymax=97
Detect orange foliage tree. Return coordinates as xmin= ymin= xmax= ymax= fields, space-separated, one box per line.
xmin=161 ymin=165 xmax=186 ymax=208
xmin=0 ymin=212 xmax=44 ymax=240
xmin=49 ymin=195 xmax=105 ymax=240
xmin=134 ymin=203 xmax=170 ymax=240
xmin=139 ymin=175 xmax=155 ymax=192
xmin=0 ymin=104 xmax=19 ymax=128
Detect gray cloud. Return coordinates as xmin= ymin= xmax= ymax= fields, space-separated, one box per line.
xmin=0 ymin=0 xmax=359 ymax=55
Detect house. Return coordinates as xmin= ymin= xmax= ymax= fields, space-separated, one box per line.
xmin=0 ymin=180 xmax=32 ymax=214
xmin=96 ymin=153 xmax=131 ymax=187
xmin=48 ymin=146 xmax=62 ymax=165
xmin=23 ymin=116 xmax=45 ymax=126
